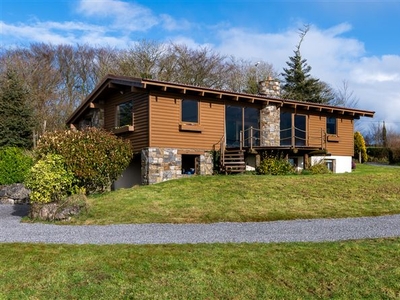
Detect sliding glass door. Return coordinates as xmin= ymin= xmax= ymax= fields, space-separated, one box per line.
xmin=280 ymin=112 xmax=307 ymax=146
xmin=226 ymin=106 xmax=259 ymax=148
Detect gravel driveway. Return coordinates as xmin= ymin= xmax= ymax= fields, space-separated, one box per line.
xmin=1 ymin=204 xmax=400 ymax=245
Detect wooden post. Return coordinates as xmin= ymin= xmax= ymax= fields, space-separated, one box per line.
xmin=304 ymin=153 xmax=309 ymax=170
xmin=240 ymin=130 xmax=243 ymax=151
xmin=250 ymin=126 xmax=253 ymax=150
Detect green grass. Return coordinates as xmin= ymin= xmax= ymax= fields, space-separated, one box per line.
xmin=1 ymin=239 xmax=399 ymax=299
xmin=67 ymin=163 xmax=400 ymax=224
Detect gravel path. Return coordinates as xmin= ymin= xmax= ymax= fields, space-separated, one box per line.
xmin=1 ymin=205 xmax=400 ymax=245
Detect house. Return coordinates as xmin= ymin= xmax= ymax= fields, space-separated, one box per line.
xmin=66 ymin=74 xmax=374 ymax=188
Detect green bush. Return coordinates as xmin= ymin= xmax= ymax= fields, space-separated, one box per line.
xmin=35 ymin=128 xmax=133 ymax=194
xmin=256 ymin=156 xmax=295 ymax=175
xmin=367 ymin=147 xmax=390 ymax=162
xmin=389 ymin=148 xmax=400 ymax=165
xmin=354 ymin=132 xmax=368 ymax=163
xmin=25 ymin=154 xmax=75 ymax=204
xmin=308 ymin=161 xmax=331 ymax=174
xmin=0 ymin=147 xmax=33 ymax=185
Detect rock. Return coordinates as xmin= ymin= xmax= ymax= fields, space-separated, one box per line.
xmin=0 ymin=183 xmax=30 ymax=204
xmin=29 ymin=194 xmax=88 ymax=221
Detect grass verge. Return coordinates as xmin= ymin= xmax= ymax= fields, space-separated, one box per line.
xmin=1 ymin=238 xmax=399 ymax=299
xmin=67 ymin=164 xmax=400 ymax=224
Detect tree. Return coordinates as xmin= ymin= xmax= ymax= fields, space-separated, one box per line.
xmin=354 ymin=131 xmax=368 ymax=163
xmin=281 ymin=25 xmax=333 ymax=104
xmin=330 ymin=80 xmax=359 ymax=108
xmin=382 ymin=121 xmax=387 ymax=147
xmin=0 ymin=70 xmax=35 ymax=148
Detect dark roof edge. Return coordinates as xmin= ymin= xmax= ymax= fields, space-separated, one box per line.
xmin=66 ymin=75 xmax=375 ymax=125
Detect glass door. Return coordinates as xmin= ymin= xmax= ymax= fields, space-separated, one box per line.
xmin=225 ymin=106 xmax=260 ymax=148
xmin=226 ymin=106 xmax=242 ymax=148
xmin=294 ymin=115 xmax=306 ymax=146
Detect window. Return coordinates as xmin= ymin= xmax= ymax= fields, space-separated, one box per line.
xmin=181 ymin=99 xmax=198 ymax=123
xmin=324 ymin=159 xmax=335 ymax=172
xmin=326 ymin=117 xmax=337 ymax=135
xmin=116 ymin=101 xmax=133 ymax=127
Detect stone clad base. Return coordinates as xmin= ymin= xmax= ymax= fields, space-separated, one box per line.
xmin=141 ymin=148 xmax=213 ymax=185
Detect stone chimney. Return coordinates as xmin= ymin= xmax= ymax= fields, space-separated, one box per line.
xmin=258 ymin=77 xmax=280 ymax=98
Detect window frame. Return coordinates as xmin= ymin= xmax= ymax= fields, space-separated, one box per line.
xmin=181 ymin=99 xmax=199 ymax=124
xmin=115 ymin=100 xmax=133 ymax=128
xmin=326 ymin=117 xmax=337 ymax=135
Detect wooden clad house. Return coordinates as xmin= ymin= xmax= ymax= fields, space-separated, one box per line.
xmin=66 ymin=75 xmax=374 ymax=188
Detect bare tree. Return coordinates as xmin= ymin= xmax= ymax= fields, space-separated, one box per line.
xmin=330 ymin=80 xmax=359 ymax=108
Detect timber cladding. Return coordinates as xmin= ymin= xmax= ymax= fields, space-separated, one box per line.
xmin=103 ymin=91 xmax=149 ymax=151
xmin=308 ymin=114 xmax=354 ymax=156
xmin=149 ymin=93 xmax=224 ymax=150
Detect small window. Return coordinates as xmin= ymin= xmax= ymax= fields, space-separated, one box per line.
xmin=326 ymin=117 xmax=337 ymax=135
xmin=116 ymin=101 xmax=133 ymax=127
xmin=181 ymin=99 xmax=198 ymax=123
xmin=324 ymin=159 xmax=335 ymax=172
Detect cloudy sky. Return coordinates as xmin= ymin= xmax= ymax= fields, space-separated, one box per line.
xmin=1 ymin=0 xmax=400 ymax=132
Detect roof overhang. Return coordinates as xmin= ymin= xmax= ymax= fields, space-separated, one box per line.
xmin=66 ymin=75 xmax=375 ymax=125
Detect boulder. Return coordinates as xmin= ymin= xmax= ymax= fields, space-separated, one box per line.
xmin=0 ymin=183 xmax=30 ymax=204
xmin=29 ymin=194 xmax=88 ymax=221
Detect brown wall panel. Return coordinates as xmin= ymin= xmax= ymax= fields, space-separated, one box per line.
xmin=284 ymin=108 xmax=354 ymax=156
xmin=103 ymin=91 xmax=149 ymax=151
xmin=149 ymin=94 xmax=225 ymax=150
xmin=326 ymin=117 xmax=354 ymax=156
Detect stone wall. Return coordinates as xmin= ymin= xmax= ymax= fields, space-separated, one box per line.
xmin=258 ymin=77 xmax=281 ymax=98
xmin=260 ymin=105 xmax=280 ymax=146
xmin=141 ymin=148 xmax=213 ymax=185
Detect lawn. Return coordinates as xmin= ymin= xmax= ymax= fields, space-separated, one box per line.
xmin=3 ymin=164 xmax=399 ymax=299
xmin=69 ymin=163 xmax=400 ymax=224
xmin=1 ymin=239 xmax=399 ymax=299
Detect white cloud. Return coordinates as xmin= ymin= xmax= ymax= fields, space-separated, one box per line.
xmin=160 ymin=14 xmax=192 ymax=31
xmin=213 ymin=24 xmax=400 ymax=131
xmin=0 ymin=21 xmax=80 ymax=45
xmin=77 ymin=0 xmax=158 ymax=31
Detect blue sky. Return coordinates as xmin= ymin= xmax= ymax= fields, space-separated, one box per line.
xmin=1 ymin=0 xmax=400 ymax=132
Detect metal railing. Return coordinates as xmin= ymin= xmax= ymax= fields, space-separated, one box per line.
xmin=237 ymin=126 xmax=326 ymax=151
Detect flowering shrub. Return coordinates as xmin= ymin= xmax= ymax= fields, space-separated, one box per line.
xmin=35 ymin=128 xmax=133 ymax=194
xmin=0 ymin=147 xmax=33 ymax=185
xmin=256 ymin=156 xmax=295 ymax=175
xmin=25 ymin=154 xmax=75 ymax=204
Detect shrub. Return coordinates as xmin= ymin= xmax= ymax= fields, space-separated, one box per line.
xmin=0 ymin=147 xmax=33 ymax=185
xmin=308 ymin=161 xmax=331 ymax=174
xmin=366 ymin=147 xmax=390 ymax=162
xmin=389 ymin=148 xmax=400 ymax=165
xmin=25 ymin=154 xmax=75 ymax=204
xmin=256 ymin=156 xmax=295 ymax=175
xmin=354 ymin=131 xmax=368 ymax=162
xmin=35 ymin=128 xmax=133 ymax=193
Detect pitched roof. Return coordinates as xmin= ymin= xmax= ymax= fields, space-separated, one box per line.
xmin=66 ymin=74 xmax=375 ymax=125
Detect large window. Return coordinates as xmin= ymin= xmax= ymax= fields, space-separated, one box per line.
xmin=326 ymin=117 xmax=337 ymax=135
xmin=280 ymin=112 xmax=306 ymax=146
xmin=225 ymin=105 xmax=260 ymax=148
xmin=116 ymin=101 xmax=133 ymax=127
xmin=181 ymin=99 xmax=198 ymax=123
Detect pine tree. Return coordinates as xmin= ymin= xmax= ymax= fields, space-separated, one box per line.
xmin=0 ymin=70 xmax=35 ymax=148
xmin=281 ymin=25 xmax=333 ymax=104
xmin=382 ymin=121 xmax=387 ymax=147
